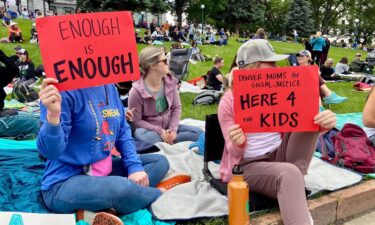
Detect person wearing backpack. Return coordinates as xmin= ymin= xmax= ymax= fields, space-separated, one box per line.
xmin=128 ymin=46 xmax=203 ymax=145
xmin=219 ymin=39 xmax=337 ymax=225
xmin=0 ymin=49 xmax=19 ymax=110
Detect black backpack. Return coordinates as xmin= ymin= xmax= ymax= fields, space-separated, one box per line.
xmin=12 ymin=80 xmax=39 ymax=103
xmin=192 ymin=90 xmax=221 ymax=105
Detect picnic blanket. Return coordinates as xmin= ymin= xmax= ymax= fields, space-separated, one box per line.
xmin=149 ymin=141 xmax=363 ymax=220
xmin=0 ymin=119 xmax=364 ymax=222
xmin=336 ymin=112 xmax=363 ymax=130
xmin=179 ymin=81 xmax=205 ymax=94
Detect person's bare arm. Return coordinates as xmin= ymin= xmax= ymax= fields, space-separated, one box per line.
xmin=363 ymin=88 xmax=375 ymax=127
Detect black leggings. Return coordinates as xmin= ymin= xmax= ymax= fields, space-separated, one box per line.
xmin=312 ymin=51 xmax=322 ymax=66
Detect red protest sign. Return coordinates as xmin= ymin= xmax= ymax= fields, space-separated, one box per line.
xmin=36 ymin=11 xmax=140 ymax=91
xmin=233 ymin=65 xmax=319 ymax=133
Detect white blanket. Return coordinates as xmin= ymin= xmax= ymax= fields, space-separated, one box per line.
xmin=179 ymin=81 xmax=205 ymax=94
xmin=149 ymin=119 xmax=363 ymax=220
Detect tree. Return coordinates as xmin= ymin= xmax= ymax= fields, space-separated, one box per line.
xmin=149 ymin=0 xmax=169 ymax=25
xmin=167 ymin=0 xmax=189 ymax=27
xmin=309 ymin=0 xmax=354 ymax=34
xmin=264 ymin=0 xmax=291 ymax=36
xmin=284 ymin=0 xmax=314 ymax=37
xmin=347 ymin=0 xmax=375 ymax=45
xmin=225 ymin=0 xmax=266 ymax=34
xmin=77 ymin=0 xmax=151 ymax=12
xmin=185 ymin=0 xmax=227 ymax=26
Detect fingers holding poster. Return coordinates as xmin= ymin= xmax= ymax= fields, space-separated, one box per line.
xmin=233 ymin=65 xmax=320 ymax=133
xmin=36 ymin=11 xmax=140 ymax=91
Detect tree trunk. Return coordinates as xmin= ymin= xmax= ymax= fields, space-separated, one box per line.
xmin=176 ymin=8 xmax=183 ymax=27
xmin=234 ymin=20 xmax=240 ymax=36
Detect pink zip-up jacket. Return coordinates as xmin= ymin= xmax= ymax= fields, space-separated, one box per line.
xmin=218 ymin=89 xmax=247 ymax=182
xmin=128 ymin=74 xmax=181 ymax=135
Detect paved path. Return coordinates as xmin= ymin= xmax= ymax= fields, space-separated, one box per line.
xmin=344 ymin=211 xmax=375 ymax=225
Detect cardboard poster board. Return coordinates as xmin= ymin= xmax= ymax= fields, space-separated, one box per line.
xmin=233 ymin=65 xmax=320 ymax=133
xmin=37 ymin=11 xmax=140 ymax=91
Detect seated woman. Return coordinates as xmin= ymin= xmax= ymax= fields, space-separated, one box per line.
xmin=296 ymin=50 xmax=347 ymax=104
xmin=206 ymin=57 xmax=224 ymax=91
xmin=38 ymin=77 xmax=169 ymax=225
xmin=8 ymin=22 xmax=23 ymax=43
xmin=16 ymin=49 xmax=36 ymax=85
xmin=128 ymin=46 xmax=203 ymax=145
xmin=220 ymin=39 xmax=336 ymax=225
xmin=335 ymin=57 xmax=351 ymax=74
xmin=191 ymin=41 xmax=205 ymax=62
xmin=320 ymin=58 xmax=341 ymax=81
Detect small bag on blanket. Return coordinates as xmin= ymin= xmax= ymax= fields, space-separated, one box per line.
xmin=326 ymin=123 xmax=375 ymax=173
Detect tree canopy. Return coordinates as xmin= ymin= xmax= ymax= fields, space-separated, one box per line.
xmin=76 ymin=0 xmax=375 ymax=44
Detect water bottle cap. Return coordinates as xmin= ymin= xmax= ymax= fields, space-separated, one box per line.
xmin=232 ymin=165 xmax=243 ymax=175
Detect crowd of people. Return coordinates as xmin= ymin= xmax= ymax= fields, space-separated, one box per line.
xmin=134 ymin=18 xmax=229 ymax=47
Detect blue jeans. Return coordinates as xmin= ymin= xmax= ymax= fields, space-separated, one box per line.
xmin=42 ymin=154 xmax=169 ymax=214
xmin=134 ymin=124 xmax=203 ymax=145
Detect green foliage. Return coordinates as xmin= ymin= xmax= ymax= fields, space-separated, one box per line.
xmin=76 ymin=0 xmax=167 ymax=13
xmin=346 ymin=0 xmax=375 ymax=46
xmin=149 ymin=0 xmax=169 ymax=15
xmin=185 ymin=0 xmax=227 ymax=25
xmin=167 ymin=0 xmax=189 ymax=26
xmin=264 ymin=0 xmax=291 ymax=36
xmin=309 ymin=0 xmax=354 ymax=34
xmin=284 ymin=0 xmax=314 ymax=37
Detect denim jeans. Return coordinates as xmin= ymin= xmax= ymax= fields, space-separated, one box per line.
xmin=42 ymin=154 xmax=169 ymax=214
xmin=134 ymin=124 xmax=204 ymax=145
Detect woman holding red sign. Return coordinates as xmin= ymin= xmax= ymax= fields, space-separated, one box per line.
xmin=38 ymin=77 xmax=170 ymax=224
xmin=219 ymin=39 xmax=336 ymax=225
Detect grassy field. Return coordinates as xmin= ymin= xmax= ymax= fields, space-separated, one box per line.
xmin=0 ymin=18 xmax=372 ymax=225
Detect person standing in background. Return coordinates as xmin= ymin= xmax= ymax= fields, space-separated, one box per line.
xmin=310 ymin=32 xmax=325 ymax=66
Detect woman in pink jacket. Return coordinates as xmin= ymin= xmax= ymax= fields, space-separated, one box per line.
xmin=218 ymin=39 xmax=336 ymax=225
xmin=128 ymin=46 xmax=203 ymax=145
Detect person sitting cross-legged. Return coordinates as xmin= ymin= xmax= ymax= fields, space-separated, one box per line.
xmin=128 ymin=46 xmax=203 ymax=146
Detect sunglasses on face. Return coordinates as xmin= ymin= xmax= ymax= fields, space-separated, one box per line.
xmin=157 ymin=58 xmax=168 ymax=65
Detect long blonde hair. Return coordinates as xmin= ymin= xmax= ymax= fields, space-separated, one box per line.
xmin=324 ymin=58 xmax=334 ymax=67
xmin=139 ymin=46 xmax=164 ymax=76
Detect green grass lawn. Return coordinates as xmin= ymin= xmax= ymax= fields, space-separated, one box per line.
xmin=0 ymin=18 xmax=371 ymax=225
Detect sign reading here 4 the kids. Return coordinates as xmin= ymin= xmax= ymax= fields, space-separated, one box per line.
xmin=233 ymin=66 xmax=319 ymax=133
xmin=37 ymin=11 xmax=140 ymax=91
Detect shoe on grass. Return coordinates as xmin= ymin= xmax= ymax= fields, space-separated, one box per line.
xmin=323 ymin=92 xmax=347 ymax=104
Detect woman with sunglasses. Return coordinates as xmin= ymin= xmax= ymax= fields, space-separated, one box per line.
xmin=128 ymin=46 xmax=203 ymax=145
xmin=219 ymin=39 xmax=336 ymax=225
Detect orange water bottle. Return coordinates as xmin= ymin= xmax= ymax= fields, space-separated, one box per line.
xmin=228 ymin=165 xmax=250 ymax=225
